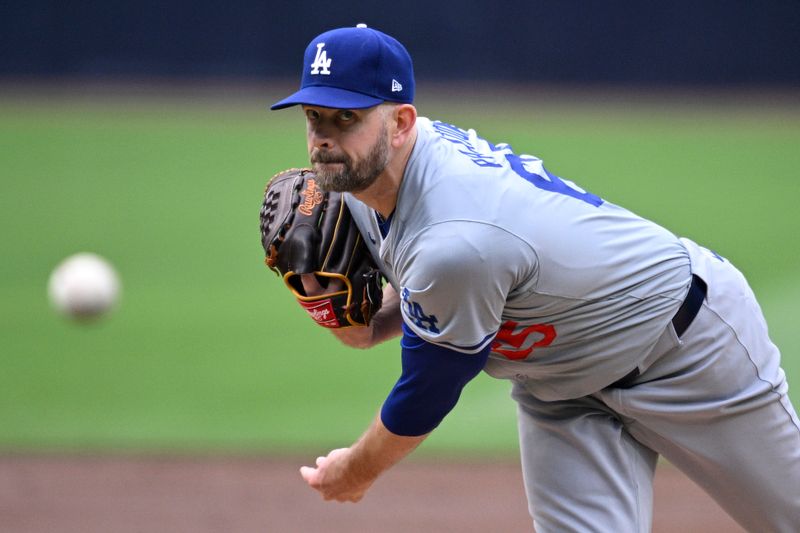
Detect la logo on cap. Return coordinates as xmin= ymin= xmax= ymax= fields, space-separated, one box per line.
xmin=310 ymin=43 xmax=331 ymax=75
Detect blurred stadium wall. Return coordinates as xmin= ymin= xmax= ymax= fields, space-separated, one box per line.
xmin=1 ymin=1 xmax=799 ymax=85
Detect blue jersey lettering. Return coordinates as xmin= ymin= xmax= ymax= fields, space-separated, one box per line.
xmin=401 ymin=287 xmax=440 ymax=334
xmin=432 ymin=121 xmax=602 ymax=206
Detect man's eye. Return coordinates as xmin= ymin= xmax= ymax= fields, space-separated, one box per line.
xmin=306 ymin=109 xmax=320 ymax=120
xmin=339 ymin=110 xmax=355 ymax=121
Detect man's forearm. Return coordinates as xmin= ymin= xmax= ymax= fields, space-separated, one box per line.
xmin=350 ymin=414 xmax=428 ymax=479
xmin=300 ymin=413 xmax=428 ymax=502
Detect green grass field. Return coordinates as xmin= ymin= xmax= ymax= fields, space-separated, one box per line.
xmin=1 ymin=85 xmax=798 ymax=458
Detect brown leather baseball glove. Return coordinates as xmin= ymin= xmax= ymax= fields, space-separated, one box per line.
xmin=259 ymin=168 xmax=383 ymax=328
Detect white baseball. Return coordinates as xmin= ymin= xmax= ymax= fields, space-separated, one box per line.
xmin=48 ymin=252 xmax=121 ymax=319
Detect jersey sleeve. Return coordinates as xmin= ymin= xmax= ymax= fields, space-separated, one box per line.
xmin=396 ymin=222 xmax=536 ymax=353
xmin=381 ymin=324 xmax=491 ymax=436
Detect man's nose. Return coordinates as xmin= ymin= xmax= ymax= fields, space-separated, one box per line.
xmin=309 ymin=125 xmax=334 ymax=150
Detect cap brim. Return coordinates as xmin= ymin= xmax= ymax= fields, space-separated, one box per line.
xmin=270 ymin=86 xmax=384 ymax=110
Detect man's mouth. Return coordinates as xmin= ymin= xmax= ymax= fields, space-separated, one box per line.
xmin=311 ymin=151 xmax=347 ymax=166
xmin=313 ymin=160 xmax=346 ymax=170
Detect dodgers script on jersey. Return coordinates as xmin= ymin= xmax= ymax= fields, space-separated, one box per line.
xmin=346 ymin=118 xmax=693 ymax=400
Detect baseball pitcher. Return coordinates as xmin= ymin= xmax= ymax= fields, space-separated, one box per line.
xmin=262 ymin=24 xmax=800 ymax=532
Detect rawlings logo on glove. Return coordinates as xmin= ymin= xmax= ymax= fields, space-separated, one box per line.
xmin=298 ymin=178 xmax=323 ymax=215
xmin=299 ymin=299 xmax=337 ymax=327
xmin=259 ymin=168 xmax=384 ymax=328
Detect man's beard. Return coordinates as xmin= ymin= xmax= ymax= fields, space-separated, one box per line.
xmin=310 ymin=127 xmax=389 ymax=193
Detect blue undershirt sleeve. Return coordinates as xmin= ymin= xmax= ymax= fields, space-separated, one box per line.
xmin=380 ymin=323 xmax=491 ymax=437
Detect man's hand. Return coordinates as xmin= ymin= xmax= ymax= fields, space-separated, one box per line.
xmin=300 ymin=415 xmax=428 ymax=503
xmin=299 ymin=448 xmax=376 ymax=502
xmin=301 ymin=274 xmax=403 ymax=349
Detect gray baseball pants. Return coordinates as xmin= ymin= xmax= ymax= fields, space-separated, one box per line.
xmin=513 ymin=239 xmax=800 ymax=532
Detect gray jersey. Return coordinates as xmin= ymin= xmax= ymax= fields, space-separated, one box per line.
xmin=346 ymin=117 xmax=692 ymax=400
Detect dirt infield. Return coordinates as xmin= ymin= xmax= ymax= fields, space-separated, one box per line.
xmin=0 ymin=454 xmax=742 ymax=532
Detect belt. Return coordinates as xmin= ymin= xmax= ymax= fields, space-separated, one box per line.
xmin=671 ymin=274 xmax=707 ymax=337
xmin=611 ymin=274 xmax=707 ymax=388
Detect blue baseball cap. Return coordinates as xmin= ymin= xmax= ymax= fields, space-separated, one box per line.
xmin=270 ymin=24 xmax=414 ymax=110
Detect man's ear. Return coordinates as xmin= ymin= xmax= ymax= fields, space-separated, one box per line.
xmin=391 ymin=104 xmax=417 ymax=148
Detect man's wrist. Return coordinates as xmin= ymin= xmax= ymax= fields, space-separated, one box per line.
xmin=352 ymin=416 xmax=427 ymax=477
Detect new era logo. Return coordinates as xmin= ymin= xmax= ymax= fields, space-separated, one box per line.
xmin=391 ymin=79 xmax=403 ymax=92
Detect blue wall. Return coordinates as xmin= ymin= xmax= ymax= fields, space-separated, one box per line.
xmin=2 ymin=1 xmax=799 ymax=84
